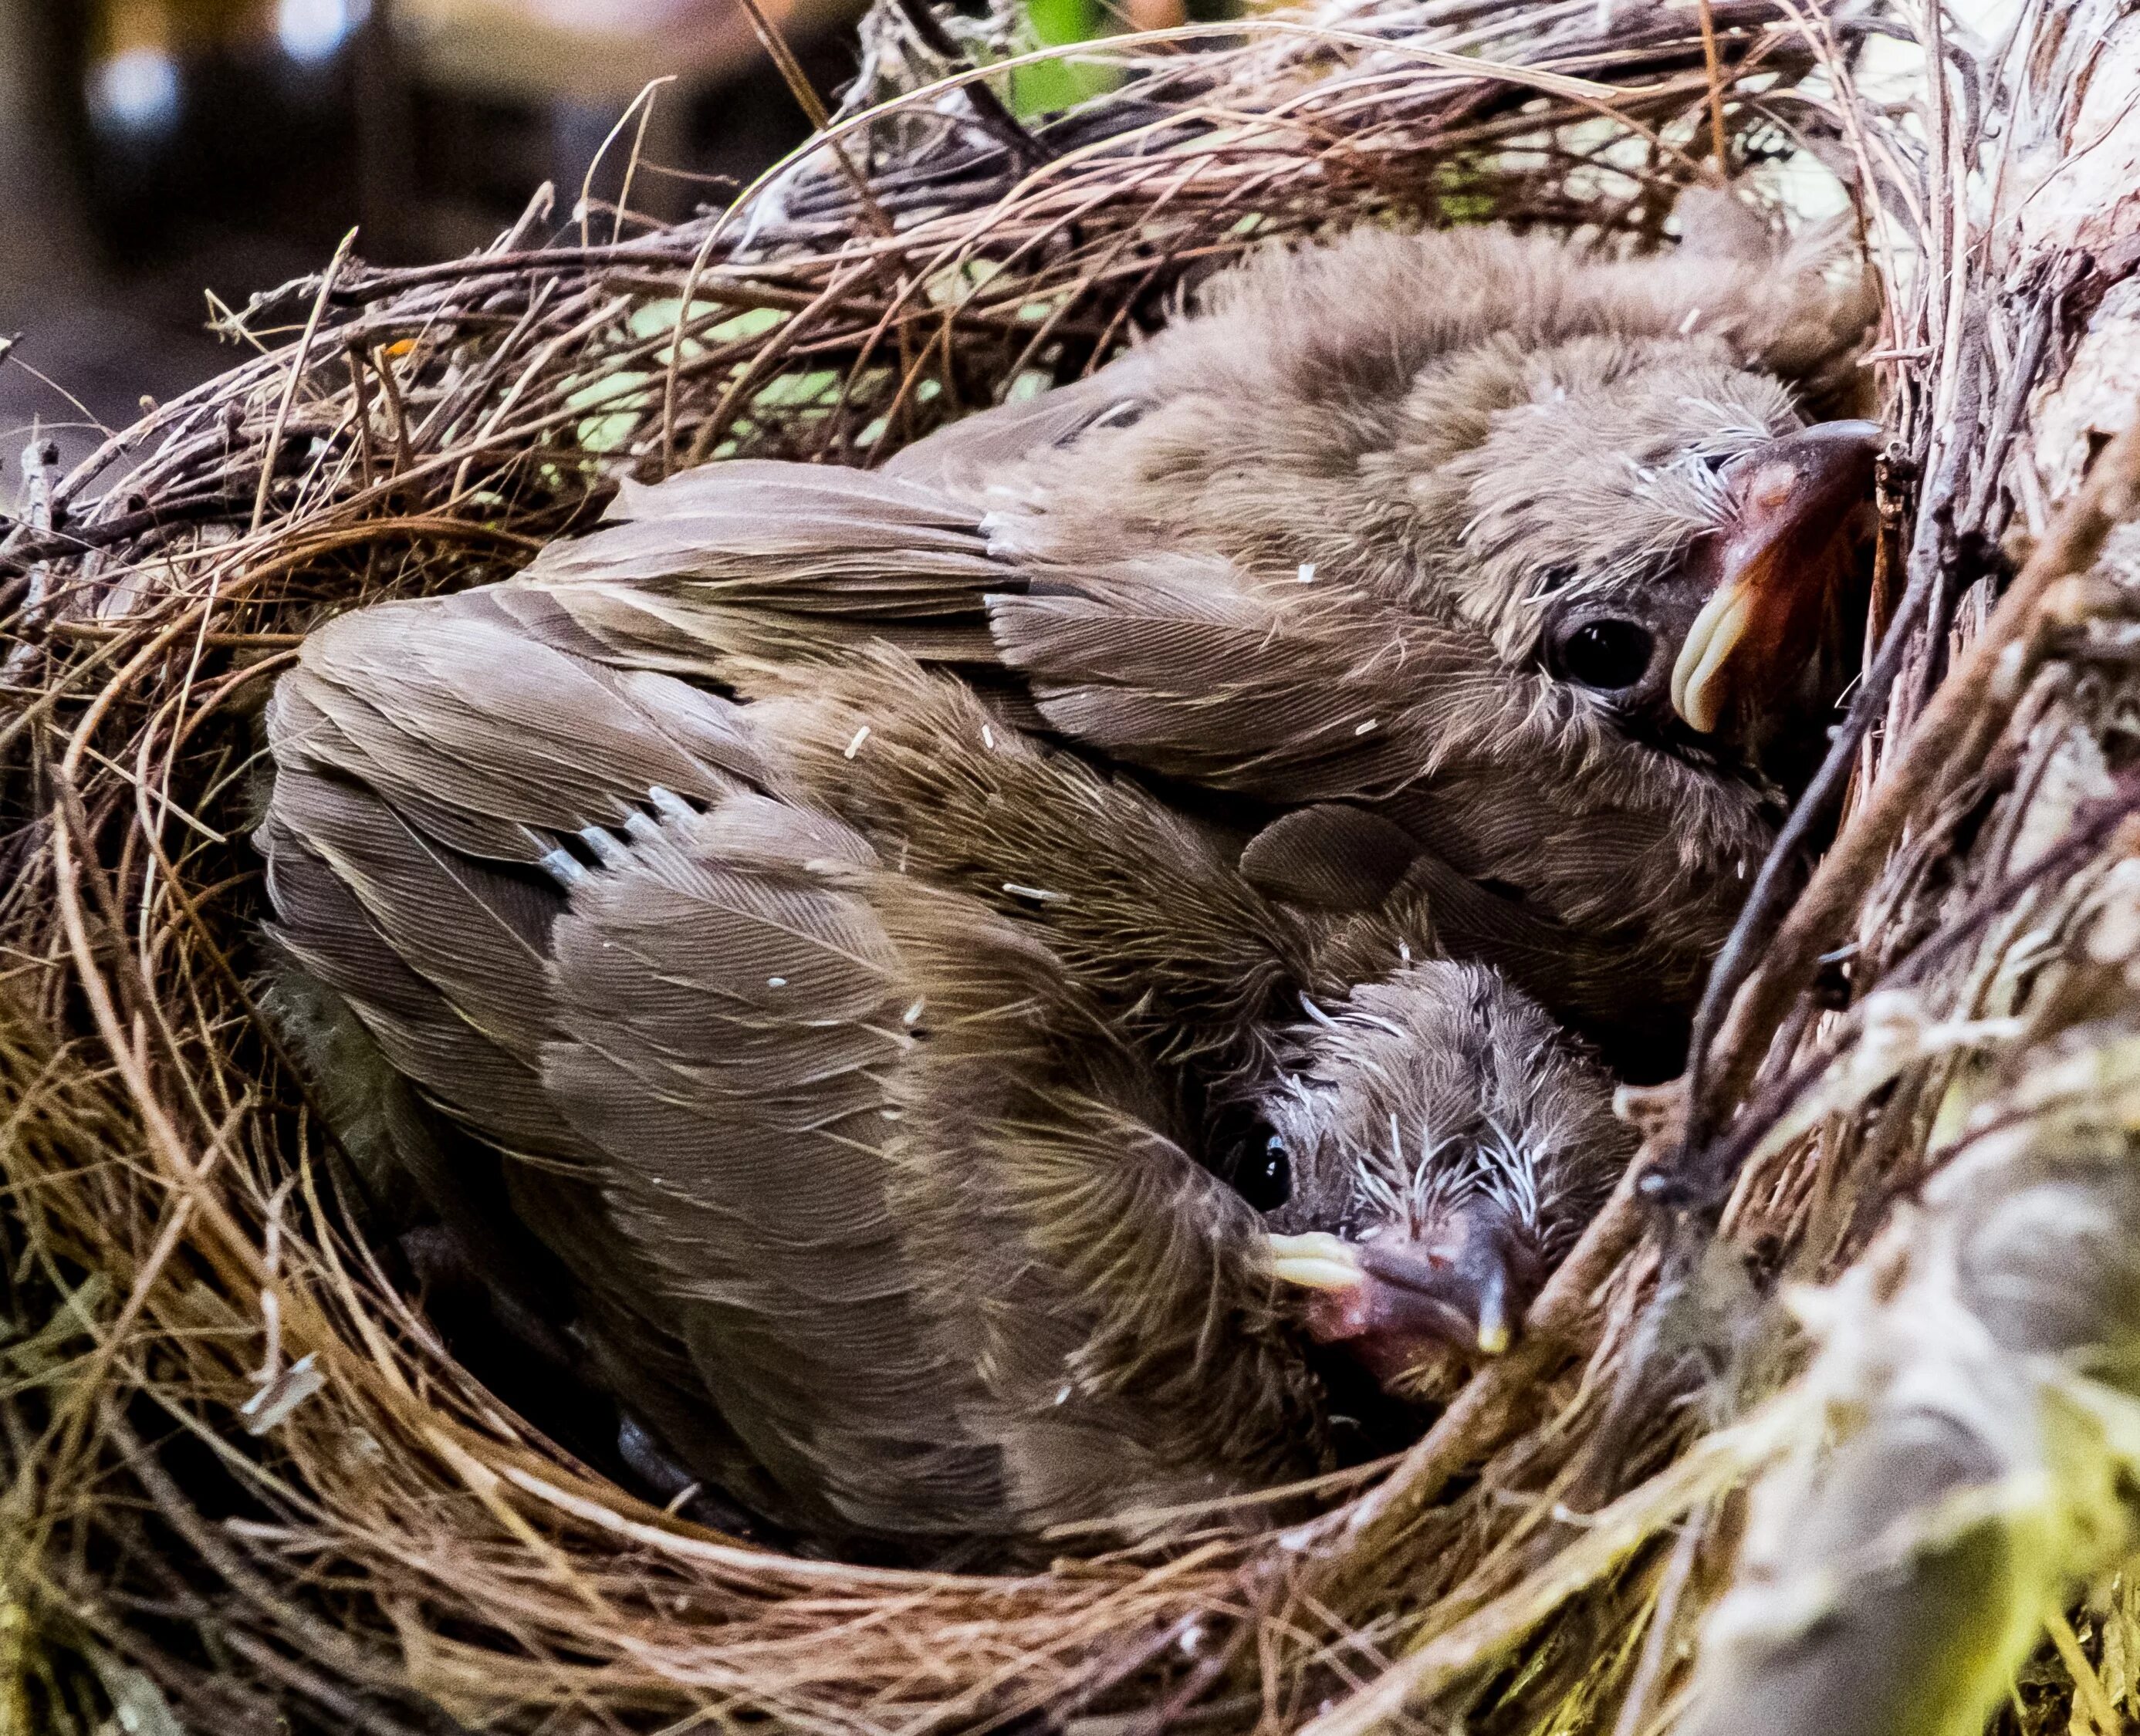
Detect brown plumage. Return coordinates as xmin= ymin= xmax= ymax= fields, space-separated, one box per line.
xmin=259 ymin=589 xmax=1624 ymax=1557
xmin=522 ymin=221 xmax=1877 ymax=1072
xmin=256 ymin=218 xmax=1874 ymax=1561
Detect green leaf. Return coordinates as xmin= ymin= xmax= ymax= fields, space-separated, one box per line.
xmin=1013 ymin=0 xmax=1117 ymax=116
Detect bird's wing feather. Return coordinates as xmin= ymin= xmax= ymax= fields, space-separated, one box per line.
xmin=275 ymin=588 xmax=769 ymax=862
xmin=1238 ymin=804 xmax=1425 ymax=911
xmin=538 ymin=795 xmax=1021 ymax=1542
xmin=260 ymin=763 xmax=573 ymax=1157
xmin=512 ymin=460 xmax=1009 ymax=678
xmin=985 ymin=545 xmax=1566 ymax=801
xmin=259 ymin=593 xmax=933 ymax=1534
xmin=880 ymin=353 xmax=1158 ymax=496
xmin=864 ymin=873 xmax=1330 ymax=1532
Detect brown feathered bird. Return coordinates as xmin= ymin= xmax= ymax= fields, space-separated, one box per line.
xmin=262 ymin=593 xmax=1628 ymax=1556
xmin=520 ymin=219 xmax=1878 ymax=1074
xmin=257 ymin=218 xmax=1875 ymax=1560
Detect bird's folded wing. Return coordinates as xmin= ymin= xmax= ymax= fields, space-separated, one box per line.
xmin=263 ymin=595 xmax=1011 ymax=1540
xmin=879 ymin=353 xmax=1156 ymax=496
xmin=984 ymin=545 xmax=1570 ymax=802
xmin=261 ymin=586 xmax=789 ymax=1136
xmin=495 ymin=423 xmax=1569 ymax=813
xmin=258 ymin=590 xmax=803 ymax=1501
xmin=540 ymin=789 xmax=1328 ymax=1545
xmin=273 ymin=587 xmax=772 ymax=852
xmin=510 ymin=460 xmax=1008 ymax=677
xmin=537 ymin=794 xmax=1021 ymax=1544
xmin=860 ymin=874 xmax=1332 ymax=1535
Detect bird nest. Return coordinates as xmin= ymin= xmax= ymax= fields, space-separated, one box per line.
xmin=5 ymin=1 xmax=2140 ymax=1731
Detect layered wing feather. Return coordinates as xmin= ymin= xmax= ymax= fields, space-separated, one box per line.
xmin=880 ymin=354 xmax=1156 ymax=496
xmin=865 ymin=873 xmax=1330 ymax=1534
xmin=259 ymin=589 xmax=955 ymax=1538
xmin=512 ymin=461 xmax=1007 ymax=678
xmin=536 ymin=795 xmax=1016 ymax=1542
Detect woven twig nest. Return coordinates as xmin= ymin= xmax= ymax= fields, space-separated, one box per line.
xmin=5 ymin=2 xmax=2140 ymax=1731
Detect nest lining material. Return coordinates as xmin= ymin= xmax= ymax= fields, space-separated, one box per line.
xmin=3 ymin=1 xmax=2140 ymax=1731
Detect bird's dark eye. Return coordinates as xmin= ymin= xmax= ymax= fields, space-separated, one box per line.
xmin=1553 ymin=618 xmax=1655 ymax=692
xmin=1239 ymin=1134 xmax=1293 ymax=1211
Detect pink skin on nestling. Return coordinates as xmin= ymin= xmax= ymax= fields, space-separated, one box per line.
xmin=1293 ymin=1197 xmax=1547 ymax=1392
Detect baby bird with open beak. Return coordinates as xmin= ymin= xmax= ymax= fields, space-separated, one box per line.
xmin=522 ymin=221 xmax=1880 ymax=1076
xmin=1425 ymin=366 xmax=1879 ymax=761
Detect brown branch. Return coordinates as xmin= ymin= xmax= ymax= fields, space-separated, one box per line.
xmin=1695 ymin=0 xmax=1731 ymax=173
xmin=732 ymin=0 xmax=899 ymax=241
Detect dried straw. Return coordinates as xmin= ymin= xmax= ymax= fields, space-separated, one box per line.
xmin=2 ymin=1 xmax=2136 ymax=1731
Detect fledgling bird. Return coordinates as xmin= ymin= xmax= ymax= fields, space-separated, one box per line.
xmin=257 ymin=216 xmax=1877 ymax=1558
xmin=259 ymin=589 xmax=1628 ymax=1558
xmin=519 ymin=219 xmax=1879 ymax=1076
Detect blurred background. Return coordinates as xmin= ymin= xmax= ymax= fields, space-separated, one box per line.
xmin=0 ymin=0 xmax=1206 ymax=476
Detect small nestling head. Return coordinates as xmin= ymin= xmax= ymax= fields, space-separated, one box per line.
xmin=1251 ymin=964 xmax=1634 ymax=1402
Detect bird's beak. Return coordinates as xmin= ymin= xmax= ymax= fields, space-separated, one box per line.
xmin=1266 ymin=1212 xmax=1540 ymax=1383
xmin=1266 ymin=1231 xmax=1368 ymax=1292
xmin=1670 ymin=420 xmax=1882 ymax=736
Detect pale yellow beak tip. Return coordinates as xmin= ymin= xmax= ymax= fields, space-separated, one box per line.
xmin=1265 ymin=1231 xmax=1365 ymax=1292
xmin=1671 ymin=580 xmax=1753 ymax=736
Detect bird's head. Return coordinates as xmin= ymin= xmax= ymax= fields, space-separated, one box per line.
xmin=1411 ymin=334 xmax=1881 ymax=779
xmin=1249 ymin=966 xmax=1631 ymax=1402
xmin=1025 ymin=224 xmax=1881 ymax=784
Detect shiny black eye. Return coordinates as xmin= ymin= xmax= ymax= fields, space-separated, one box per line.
xmin=1239 ymin=1134 xmax=1292 ymax=1211
xmin=1554 ymin=618 xmax=1655 ymax=692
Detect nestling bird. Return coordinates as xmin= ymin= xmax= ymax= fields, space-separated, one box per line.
xmin=522 ymin=218 xmax=1878 ymax=1075
xmin=261 ymin=592 xmax=1628 ymax=1555
xmin=257 ymin=215 xmax=1877 ymax=1559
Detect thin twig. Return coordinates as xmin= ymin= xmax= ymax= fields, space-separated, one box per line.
xmin=1297 ymin=1404 xmax=1798 ymax=1736
xmin=1695 ymin=0 xmax=1731 ymax=172
xmin=886 ymin=0 xmax=1058 ymax=167
xmin=732 ymin=0 xmax=900 ymax=239
xmin=249 ymin=229 xmax=356 ymax=539
xmin=1681 ymin=395 xmax=2140 ymax=1201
